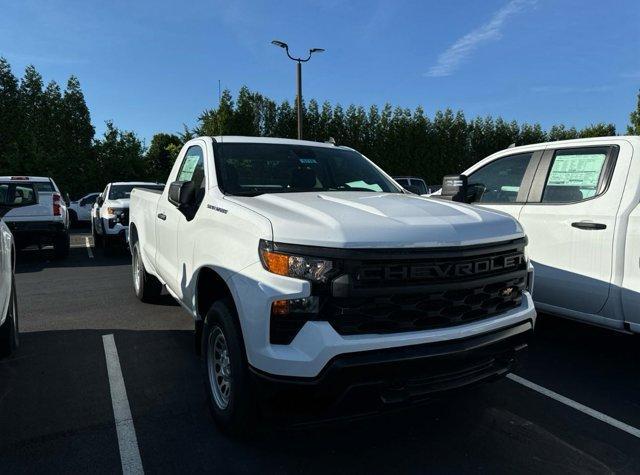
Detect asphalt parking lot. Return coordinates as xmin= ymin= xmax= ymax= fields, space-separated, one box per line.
xmin=1 ymin=230 xmax=639 ymax=474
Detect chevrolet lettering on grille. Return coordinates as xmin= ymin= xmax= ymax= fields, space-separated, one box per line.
xmin=356 ymin=253 xmax=525 ymax=282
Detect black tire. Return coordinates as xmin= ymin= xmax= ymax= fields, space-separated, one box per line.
xmin=201 ymin=299 xmax=259 ymax=436
xmin=53 ymin=232 xmax=70 ymax=258
xmin=132 ymin=242 xmax=162 ymax=302
xmin=92 ymin=221 xmax=103 ymax=248
xmin=0 ymin=277 xmax=19 ymax=358
xmin=69 ymin=210 xmax=78 ymax=228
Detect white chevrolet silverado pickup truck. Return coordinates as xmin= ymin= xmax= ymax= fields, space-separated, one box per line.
xmin=129 ymin=136 xmax=536 ymax=433
xmin=436 ymin=136 xmax=640 ymax=335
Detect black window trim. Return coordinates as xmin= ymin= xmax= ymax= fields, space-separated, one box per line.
xmin=526 ymin=144 xmax=619 ymax=205
xmin=466 ymin=150 xmax=544 ymax=205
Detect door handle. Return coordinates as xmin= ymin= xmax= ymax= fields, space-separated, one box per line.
xmin=571 ymin=221 xmax=606 ymax=230
xmin=157 ymin=213 xmax=166 ymax=221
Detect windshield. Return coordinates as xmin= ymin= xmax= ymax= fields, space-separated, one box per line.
xmin=33 ymin=182 xmax=55 ymax=193
xmin=108 ymin=184 xmax=164 ymax=200
xmin=214 ymin=143 xmax=401 ymax=196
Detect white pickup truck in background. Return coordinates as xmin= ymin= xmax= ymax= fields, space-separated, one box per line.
xmin=91 ymin=182 xmax=164 ymax=249
xmin=437 ymin=135 xmax=640 ymax=334
xmin=129 ymin=136 xmax=535 ymax=434
xmin=0 ymin=176 xmax=70 ymax=258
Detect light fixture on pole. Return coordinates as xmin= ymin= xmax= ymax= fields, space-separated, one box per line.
xmin=271 ymin=40 xmax=325 ymax=140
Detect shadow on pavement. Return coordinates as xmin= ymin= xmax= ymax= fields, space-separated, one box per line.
xmin=1 ymin=325 xmax=639 ymax=474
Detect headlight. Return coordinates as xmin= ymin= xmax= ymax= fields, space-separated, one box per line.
xmin=259 ymin=240 xmax=333 ymax=283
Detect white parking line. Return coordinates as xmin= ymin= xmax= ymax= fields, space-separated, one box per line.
xmin=85 ymin=236 xmax=94 ymax=258
xmin=507 ymin=373 xmax=640 ymax=439
xmin=102 ymin=334 xmax=144 ymax=474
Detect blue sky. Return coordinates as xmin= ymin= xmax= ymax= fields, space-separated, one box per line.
xmin=1 ymin=0 xmax=639 ymax=144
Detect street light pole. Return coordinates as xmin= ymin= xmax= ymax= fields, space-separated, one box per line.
xmin=271 ymin=40 xmax=325 ymax=140
xmin=296 ymin=61 xmax=302 ymax=140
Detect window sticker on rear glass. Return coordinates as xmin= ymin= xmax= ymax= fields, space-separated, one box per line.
xmin=299 ymin=158 xmax=317 ymax=164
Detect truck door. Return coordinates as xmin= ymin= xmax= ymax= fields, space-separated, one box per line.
xmin=155 ymin=144 xmax=206 ymax=295
xmin=465 ymin=150 xmax=542 ymax=222
xmin=79 ymin=194 xmax=98 ymax=221
xmin=517 ymin=145 xmax=621 ymax=315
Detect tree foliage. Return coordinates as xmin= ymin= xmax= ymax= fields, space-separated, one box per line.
xmin=194 ymin=87 xmax=620 ymax=183
xmin=629 ymin=89 xmax=640 ymax=135
xmin=0 ymin=58 xmax=632 ymax=196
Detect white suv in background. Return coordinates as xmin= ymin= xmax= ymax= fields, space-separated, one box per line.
xmin=92 ymin=182 xmax=164 ymax=249
xmin=68 ymin=192 xmax=99 ymax=226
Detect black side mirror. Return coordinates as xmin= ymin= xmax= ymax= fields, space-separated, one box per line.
xmin=97 ymin=196 xmax=104 ymax=207
xmin=168 ymin=181 xmax=196 ymax=209
xmin=404 ymin=185 xmax=422 ymax=195
xmin=440 ymin=175 xmax=468 ymax=202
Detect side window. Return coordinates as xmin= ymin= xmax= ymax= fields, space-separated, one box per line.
xmin=541 ymin=147 xmax=609 ymax=203
xmin=176 ymin=145 xmax=206 ymax=203
xmin=467 ymin=153 xmax=532 ymax=203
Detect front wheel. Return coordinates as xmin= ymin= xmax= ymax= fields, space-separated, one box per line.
xmin=201 ymin=299 xmax=259 ymax=436
xmin=132 ymin=242 xmax=162 ymax=302
xmin=0 ymin=277 xmax=19 ymax=358
xmin=92 ymin=220 xmax=103 ymax=248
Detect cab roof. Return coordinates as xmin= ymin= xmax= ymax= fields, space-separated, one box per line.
xmin=209 ymin=136 xmax=352 ymax=150
xmin=0 ymin=176 xmax=52 ymax=182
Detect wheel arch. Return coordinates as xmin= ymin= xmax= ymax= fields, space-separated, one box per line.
xmin=129 ymin=222 xmax=139 ymax=247
xmin=193 ymin=266 xmax=241 ymax=355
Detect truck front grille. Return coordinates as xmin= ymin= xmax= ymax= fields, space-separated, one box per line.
xmin=323 ymin=275 xmax=525 ymax=336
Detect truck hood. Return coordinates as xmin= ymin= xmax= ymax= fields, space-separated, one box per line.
xmin=226 ymin=192 xmax=524 ymax=248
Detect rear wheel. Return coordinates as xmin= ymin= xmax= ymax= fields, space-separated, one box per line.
xmin=0 ymin=277 xmax=19 ymax=358
xmin=53 ymin=232 xmax=70 ymax=258
xmin=201 ymin=299 xmax=259 ymax=436
xmin=132 ymin=242 xmax=162 ymax=302
xmin=69 ymin=210 xmax=78 ymax=228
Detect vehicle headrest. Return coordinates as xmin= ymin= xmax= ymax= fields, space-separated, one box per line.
xmin=290 ymin=167 xmax=317 ymax=190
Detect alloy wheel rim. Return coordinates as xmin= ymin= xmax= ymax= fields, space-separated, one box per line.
xmin=207 ymin=327 xmax=231 ymax=410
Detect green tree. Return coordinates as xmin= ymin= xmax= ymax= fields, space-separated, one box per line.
xmin=579 ymin=123 xmax=616 ymax=138
xmin=627 ymin=89 xmax=640 ymax=135
xmin=17 ymin=65 xmax=46 ymax=175
xmin=94 ymin=121 xmax=145 ymax=183
xmin=548 ymin=124 xmax=578 ymax=141
xmin=518 ymin=123 xmax=546 ymax=145
xmin=0 ymin=58 xmax=20 ymax=171
xmin=145 ymin=133 xmax=182 ymax=182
